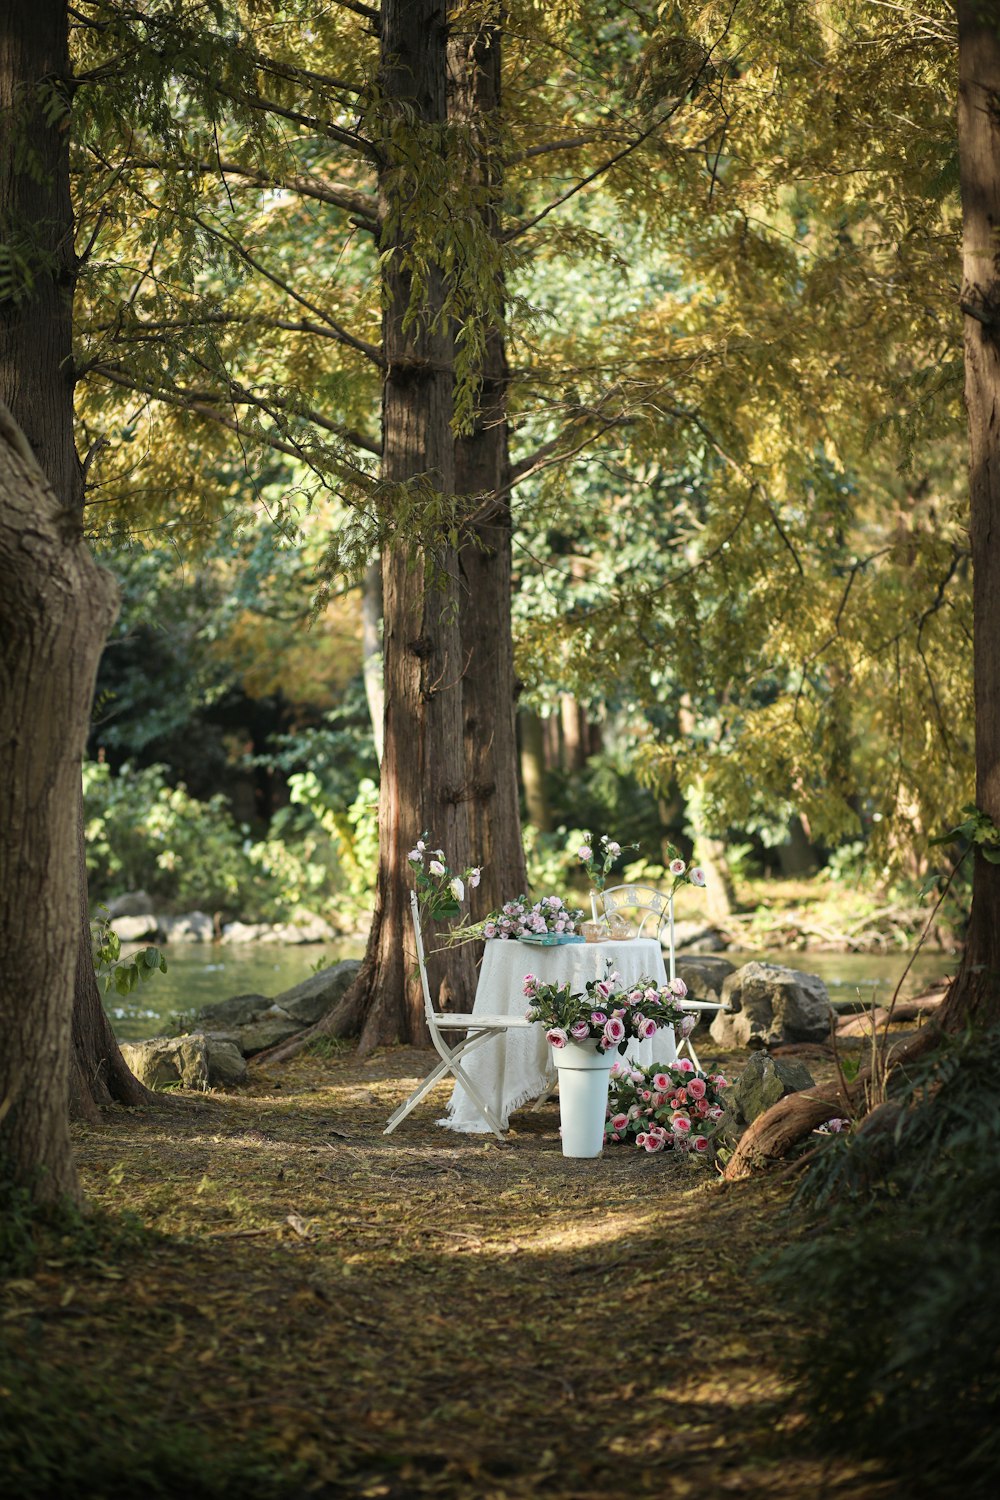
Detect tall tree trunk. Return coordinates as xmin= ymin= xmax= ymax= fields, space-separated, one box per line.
xmin=0 ymin=0 xmax=143 ymax=1122
xmin=941 ymin=1 xmax=1000 ymax=1034
xmin=448 ymin=2 xmax=527 ymax=920
xmin=0 ymin=407 xmax=118 ymax=1200
xmin=350 ymin=0 xmax=477 ymax=1053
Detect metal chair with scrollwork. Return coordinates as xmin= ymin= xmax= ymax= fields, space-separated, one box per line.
xmin=383 ymin=892 xmax=536 ymax=1140
xmin=601 ymin=884 xmax=720 ymax=1072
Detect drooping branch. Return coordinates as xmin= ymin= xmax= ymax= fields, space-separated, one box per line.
xmin=91 ymin=362 xmax=379 ymax=475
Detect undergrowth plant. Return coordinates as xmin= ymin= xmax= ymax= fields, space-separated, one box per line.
xmin=764 ymin=1024 xmax=1000 ymax=1498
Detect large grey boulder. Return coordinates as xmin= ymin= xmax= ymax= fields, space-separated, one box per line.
xmin=710 ymin=961 xmax=833 ymax=1049
xmin=120 ymin=1031 xmax=249 ymax=1088
xmin=234 ymin=1015 xmax=303 ymax=1055
xmin=269 ymin=914 xmax=337 ymax=944
xmin=273 ymin=960 xmax=360 ymax=1024
xmin=160 ymin=911 xmax=214 ymax=943
xmin=202 ymin=1036 xmax=249 ymax=1086
xmin=675 ymin=955 xmax=735 ymax=1007
xmin=716 ymin=1051 xmax=817 ymax=1151
xmin=219 ymin=921 xmax=275 ymax=944
xmin=192 ymin=992 xmax=273 ymax=1030
xmin=105 ymin=890 xmax=156 ymax=919
xmin=110 ymin=913 xmax=161 ymax=943
xmin=119 ymin=1033 xmax=210 ymax=1090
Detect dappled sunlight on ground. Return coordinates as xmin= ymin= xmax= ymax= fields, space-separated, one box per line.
xmin=0 ymin=1040 xmax=899 ymax=1497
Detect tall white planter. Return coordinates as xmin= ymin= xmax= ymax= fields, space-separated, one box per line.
xmin=552 ymin=1041 xmax=617 ymax=1158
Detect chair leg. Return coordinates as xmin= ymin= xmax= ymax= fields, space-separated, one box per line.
xmin=383 ymin=1036 xmax=508 ymax=1140
xmin=383 ymin=1056 xmax=455 ymax=1134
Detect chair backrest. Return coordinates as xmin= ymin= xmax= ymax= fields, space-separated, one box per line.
xmin=601 ymin=883 xmax=673 ymax=939
xmin=409 ymin=890 xmax=436 ymax=1022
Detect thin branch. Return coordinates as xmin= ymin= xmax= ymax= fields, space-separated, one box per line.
xmin=91 ymin=363 xmax=376 ymax=474
xmin=190 ymin=211 xmax=385 ymax=368
xmin=128 ymin=154 xmax=379 ymax=226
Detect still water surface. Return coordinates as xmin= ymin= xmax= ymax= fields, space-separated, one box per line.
xmin=106 ymin=939 xmax=956 ymax=1041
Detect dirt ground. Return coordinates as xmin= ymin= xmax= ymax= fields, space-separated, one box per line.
xmin=2 ymin=1038 xmax=899 ymax=1499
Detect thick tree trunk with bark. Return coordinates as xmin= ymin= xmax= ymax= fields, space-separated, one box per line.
xmin=448 ymin=4 xmax=527 ymax=920
xmin=0 ymin=408 xmax=118 ymax=1198
xmin=348 ymin=0 xmax=478 ymax=1052
xmin=0 ymin=1 xmax=143 ymax=1122
xmin=940 ymin=2 xmax=1000 ymax=1034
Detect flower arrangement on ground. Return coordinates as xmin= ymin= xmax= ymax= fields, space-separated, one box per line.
xmin=575 ymin=832 xmax=638 ymax=892
xmin=481 ymin=894 xmax=584 ymax=940
xmin=605 ymin=1059 xmax=730 ymax=1154
xmin=523 ymin=968 xmax=689 ymax=1055
xmin=407 ymin=833 xmax=481 ymax=921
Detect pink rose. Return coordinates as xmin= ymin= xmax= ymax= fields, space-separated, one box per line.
xmin=690 ymin=867 xmax=706 ymax=886
xmin=643 ymin=1134 xmax=663 ymax=1153
xmin=577 ymin=844 xmax=592 ymax=861
xmin=669 ymin=858 xmax=686 ymax=876
xmin=522 ymin=973 xmax=538 ymax=995
xmin=672 ymin=1114 xmax=692 ymax=1134
xmin=668 ymin=977 xmax=688 ymax=998
xmin=603 ymin=1017 xmax=626 ymax=1047
xmin=635 ymin=1132 xmax=648 ymax=1148
xmin=547 ymin=1027 xmax=569 ymax=1049
xmin=639 ymin=1017 xmax=658 ymax=1040
xmin=590 ymin=1010 xmax=607 ymax=1025
xmin=570 ymin=1019 xmax=591 ymax=1040
xmin=611 ymin=1113 xmax=629 ymax=1132
xmin=692 ymin=1136 xmax=710 ymax=1152
xmin=653 ymin=1073 xmax=670 ymax=1091
xmin=595 ymin=980 xmax=613 ymax=999
xmin=469 ymin=867 xmax=481 ymax=888
xmin=688 ymin=1077 xmax=707 ymax=1099
xmin=679 ymin=1015 xmax=696 ymax=1037
xmin=675 ymin=1058 xmax=694 ymax=1073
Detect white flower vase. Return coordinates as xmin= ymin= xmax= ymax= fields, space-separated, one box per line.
xmin=552 ymin=1041 xmax=617 ymax=1158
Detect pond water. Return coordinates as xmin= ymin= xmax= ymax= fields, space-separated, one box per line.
xmin=105 ymin=940 xmax=366 ymax=1041
xmin=105 ymin=939 xmax=956 ymax=1041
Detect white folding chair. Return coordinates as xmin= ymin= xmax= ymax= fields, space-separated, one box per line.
xmin=384 ymin=892 xmax=536 ymax=1140
xmin=601 ymin=883 xmax=722 ymax=1073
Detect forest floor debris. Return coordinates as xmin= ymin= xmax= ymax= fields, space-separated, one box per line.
xmin=1 ymin=1041 xmax=903 ymax=1498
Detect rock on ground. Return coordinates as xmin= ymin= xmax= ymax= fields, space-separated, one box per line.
xmin=710 ymin=960 xmax=833 ymax=1049
xmin=716 ymin=1051 xmax=817 ymax=1152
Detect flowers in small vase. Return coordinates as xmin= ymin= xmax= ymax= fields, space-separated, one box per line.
xmin=523 ymin=968 xmax=689 ymax=1055
xmin=407 ymin=833 xmax=481 ymax=921
xmin=575 ymin=832 xmax=639 ymax=893
xmin=605 ymin=1059 xmax=730 ymax=1155
xmin=481 ymin=894 xmax=584 ymax=940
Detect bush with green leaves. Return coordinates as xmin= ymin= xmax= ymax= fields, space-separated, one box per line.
xmin=83 ymin=760 xmax=339 ymax=920
xmin=764 ymin=1024 xmax=1000 ymax=1498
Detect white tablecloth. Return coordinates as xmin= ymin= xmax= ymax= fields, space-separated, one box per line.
xmin=440 ymin=937 xmax=677 ymax=1134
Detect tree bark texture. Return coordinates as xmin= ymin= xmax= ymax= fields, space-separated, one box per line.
xmin=0 ymin=0 xmax=142 ymax=1118
xmin=350 ymin=0 xmax=478 ymax=1052
xmin=941 ymin=2 xmax=1000 ymax=1033
xmin=448 ymin=4 xmax=527 ymax=920
xmin=0 ymin=406 xmax=118 ymax=1199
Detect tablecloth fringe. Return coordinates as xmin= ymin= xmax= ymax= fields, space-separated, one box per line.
xmin=437 ymin=1069 xmax=554 ymax=1133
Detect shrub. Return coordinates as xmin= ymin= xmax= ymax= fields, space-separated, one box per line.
xmin=764 ymin=1025 xmax=1000 ymax=1498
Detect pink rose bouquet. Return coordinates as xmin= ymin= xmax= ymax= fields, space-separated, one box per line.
xmin=605 ymin=1059 xmax=730 ymax=1157
xmin=523 ymin=967 xmax=688 ymax=1055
